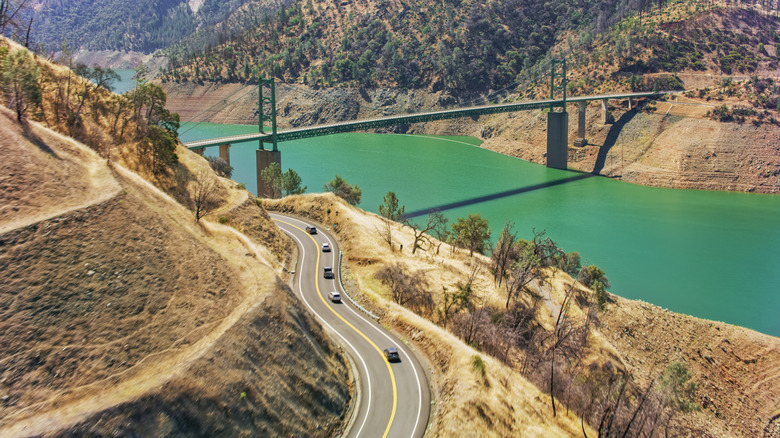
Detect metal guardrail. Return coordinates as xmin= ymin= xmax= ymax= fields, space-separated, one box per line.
xmin=337 ymin=251 xmax=379 ymax=321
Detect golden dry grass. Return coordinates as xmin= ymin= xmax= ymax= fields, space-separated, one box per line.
xmin=0 ymin=84 xmax=341 ymax=435
xmin=267 ymin=192 xmax=780 ymax=437
xmin=265 ymin=193 xmax=598 ymax=436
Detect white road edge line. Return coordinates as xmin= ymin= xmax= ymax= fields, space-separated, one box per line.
xmin=321 ymin=232 xmax=426 ymax=438
xmin=279 ymin=225 xmax=373 ymax=438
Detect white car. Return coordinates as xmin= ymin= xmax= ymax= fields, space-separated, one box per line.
xmin=322 ymin=243 xmax=331 ymax=252
xmin=328 ymin=291 xmax=341 ymax=302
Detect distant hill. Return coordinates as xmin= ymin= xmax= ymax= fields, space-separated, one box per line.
xmin=161 ymin=0 xmax=664 ymax=94
xmin=29 ymin=0 xmax=293 ymax=53
xmin=160 ymin=0 xmax=780 ymax=96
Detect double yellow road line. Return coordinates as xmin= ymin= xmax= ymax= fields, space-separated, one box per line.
xmin=279 ymin=219 xmax=398 ymax=438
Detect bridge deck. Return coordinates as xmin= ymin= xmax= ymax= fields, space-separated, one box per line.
xmin=184 ymin=91 xmax=669 ymax=149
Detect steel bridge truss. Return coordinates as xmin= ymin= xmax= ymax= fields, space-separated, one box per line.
xmin=185 ymin=89 xmax=667 ymax=150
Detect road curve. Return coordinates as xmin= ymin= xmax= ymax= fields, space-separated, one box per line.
xmin=271 ymin=213 xmax=430 ymax=438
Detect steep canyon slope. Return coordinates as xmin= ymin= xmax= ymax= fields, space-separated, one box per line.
xmin=0 ymin=106 xmax=350 ymax=437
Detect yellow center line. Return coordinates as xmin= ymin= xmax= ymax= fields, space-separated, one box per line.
xmin=277 ymin=219 xmax=397 ymax=438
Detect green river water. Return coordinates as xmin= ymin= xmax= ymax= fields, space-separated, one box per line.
xmin=110 ymin=69 xmax=138 ymax=95
xmin=179 ymin=121 xmax=780 ymax=337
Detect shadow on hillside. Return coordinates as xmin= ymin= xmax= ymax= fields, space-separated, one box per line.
xmin=1 ymin=109 xmax=59 ymax=157
xmin=592 ymin=108 xmax=638 ymax=175
xmin=22 ymin=122 xmax=59 ymax=158
xmin=403 ymin=172 xmax=594 ymax=219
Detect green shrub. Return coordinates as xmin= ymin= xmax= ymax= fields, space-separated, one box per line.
xmin=471 ymin=355 xmax=487 ymax=382
xmin=218 ymin=216 xmax=229 ymax=224
xmin=580 ymin=265 xmax=610 ymax=310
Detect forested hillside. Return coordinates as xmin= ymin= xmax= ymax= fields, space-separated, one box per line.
xmin=161 ymin=0 xmax=780 ymax=96
xmin=161 ymin=0 xmax=659 ymax=94
xmin=28 ymin=0 xmax=292 ymax=53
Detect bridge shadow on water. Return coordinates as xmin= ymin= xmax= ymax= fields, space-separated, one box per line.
xmin=592 ymin=108 xmax=638 ymax=175
xmin=402 ymin=172 xmax=594 ymax=219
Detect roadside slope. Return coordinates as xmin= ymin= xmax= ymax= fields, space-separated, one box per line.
xmin=265 ymin=193 xmax=780 ymax=437
xmin=266 ymin=194 xmax=593 ymax=437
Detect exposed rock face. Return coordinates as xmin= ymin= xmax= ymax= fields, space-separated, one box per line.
xmin=480 ymin=105 xmax=780 ymax=194
xmin=71 ymin=50 xmax=154 ymax=69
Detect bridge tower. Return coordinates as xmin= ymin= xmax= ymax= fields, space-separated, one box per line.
xmin=257 ymin=76 xmax=281 ymax=198
xmin=546 ymin=59 xmax=568 ymax=170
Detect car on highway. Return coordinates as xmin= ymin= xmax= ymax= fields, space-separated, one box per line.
xmin=322 ymin=243 xmax=331 ymax=252
xmin=305 ymin=225 xmax=317 ymax=234
xmin=328 ymin=291 xmax=341 ymax=302
xmin=383 ymin=347 xmax=401 ymax=362
xmin=323 ymin=267 xmax=334 ymax=279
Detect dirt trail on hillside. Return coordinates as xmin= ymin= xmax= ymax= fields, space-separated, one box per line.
xmin=0 ymin=163 xmax=279 ymax=437
xmin=0 ymin=109 xmax=121 ymax=234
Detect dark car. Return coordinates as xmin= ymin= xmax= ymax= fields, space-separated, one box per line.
xmin=328 ymin=291 xmax=341 ymax=302
xmin=323 ymin=267 xmax=334 ymax=279
xmin=305 ymin=225 xmax=317 ymax=234
xmin=383 ymin=347 xmax=400 ymax=362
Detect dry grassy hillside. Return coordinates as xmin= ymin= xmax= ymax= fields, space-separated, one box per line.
xmin=0 ymin=104 xmax=350 ymax=436
xmin=265 ymin=193 xmax=780 ymax=437
xmin=267 ymin=194 xmax=593 ymax=437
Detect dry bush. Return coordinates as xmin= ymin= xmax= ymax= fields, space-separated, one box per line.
xmin=375 ymin=262 xmax=434 ymax=318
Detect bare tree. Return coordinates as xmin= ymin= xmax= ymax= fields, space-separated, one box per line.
xmin=492 ymin=221 xmax=517 ymax=287
xmin=0 ymin=0 xmax=29 ymax=34
xmin=409 ymin=210 xmax=448 ymax=254
xmin=505 ymin=230 xmax=562 ymax=308
xmin=375 ymin=262 xmax=434 ymax=317
xmin=191 ymin=170 xmax=222 ymax=222
xmin=547 ymin=276 xmax=580 ymax=418
xmin=439 ymin=264 xmax=478 ymax=329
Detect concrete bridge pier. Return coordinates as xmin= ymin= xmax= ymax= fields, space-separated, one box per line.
xmin=546 ymin=111 xmax=568 ymax=170
xmin=194 ymin=148 xmax=205 ymax=156
xmin=601 ymin=99 xmax=611 ymax=124
xmin=574 ymin=101 xmax=587 ymax=147
xmin=219 ymin=144 xmax=231 ymax=165
xmin=256 ymin=149 xmax=281 ymax=198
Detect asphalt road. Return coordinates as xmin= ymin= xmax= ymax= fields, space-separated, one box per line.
xmin=271 ymin=214 xmax=430 ymax=438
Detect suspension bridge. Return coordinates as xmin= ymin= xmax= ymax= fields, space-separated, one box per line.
xmin=182 ymin=60 xmax=670 ymax=196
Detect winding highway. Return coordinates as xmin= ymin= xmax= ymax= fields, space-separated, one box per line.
xmin=271 ymin=214 xmax=430 ymax=438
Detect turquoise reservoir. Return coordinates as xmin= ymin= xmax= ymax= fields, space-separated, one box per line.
xmin=179 ymin=123 xmax=780 ymax=337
